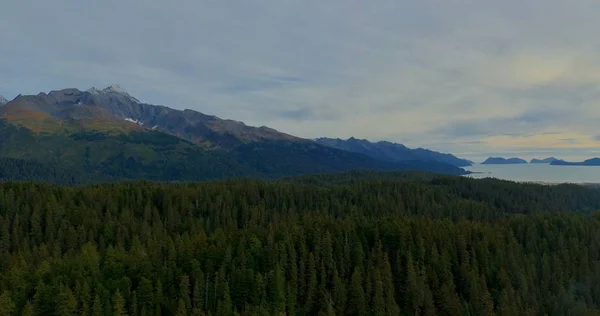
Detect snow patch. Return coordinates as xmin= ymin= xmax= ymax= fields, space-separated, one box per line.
xmin=105 ymin=84 xmax=128 ymax=94
xmin=86 ymin=85 xmax=140 ymax=103
xmin=152 ymin=125 xmax=159 ymax=130
xmin=124 ymin=118 xmax=144 ymax=126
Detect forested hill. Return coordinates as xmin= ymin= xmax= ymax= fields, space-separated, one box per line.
xmin=0 ymin=121 xmax=467 ymax=185
xmin=2 ymin=173 xmax=600 ymax=315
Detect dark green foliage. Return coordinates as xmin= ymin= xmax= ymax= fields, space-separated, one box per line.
xmin=235 ymin=140 xmax=468 ymax=178
xmin=1 ymin=173 xmax=600 ymax=315
xmin=315 ymin=137 xmax=473 ymax=167
xmin=0 ymin=120 xmax=256 ymax=184
xmin=0 ymin=157 xmax=83 ymax=185
xmin=0 ymin=121 xmax=467 ymax=185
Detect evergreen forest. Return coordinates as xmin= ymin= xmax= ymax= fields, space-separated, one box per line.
xmin=1 ymin=171 xmax=600 ymax=315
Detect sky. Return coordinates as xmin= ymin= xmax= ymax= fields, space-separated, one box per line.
xmin=2 ymin=0 xmax=600 ymax=161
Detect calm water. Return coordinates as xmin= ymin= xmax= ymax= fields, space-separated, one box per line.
xmin=464 ymin=163 xmax=600 ymax=183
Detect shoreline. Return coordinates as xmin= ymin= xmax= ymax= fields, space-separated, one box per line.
xmin=461 ymin=175 xmax=600 ymax=186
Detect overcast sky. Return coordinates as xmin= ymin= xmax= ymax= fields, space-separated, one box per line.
xmin=2 ymin=0 xmax=600 ymax=161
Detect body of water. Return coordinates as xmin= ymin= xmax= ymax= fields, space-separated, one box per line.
xmin=464 ymin=163 xmax=600 ymax=183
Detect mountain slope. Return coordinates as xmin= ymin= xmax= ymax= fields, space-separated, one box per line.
xmin=0 ymin=121 xmax=467 ymax=184
xmin=0 ymin=121 xmax=258 ymax=183
xmin=316 ymin=137 xmax=472 ymax=167
xmin=235 ymin=140 xmax=467 ymax=177
xmin=0 ymin=86 xmax=469 ymax=183
xmin=0 ymin=88 xmax=141 ymax=133
xmin=88 ymin=85 xmax=298 ymax=148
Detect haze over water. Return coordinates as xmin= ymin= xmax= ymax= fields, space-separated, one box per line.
xmin=464 ymin=163 xmax=600 ymax=183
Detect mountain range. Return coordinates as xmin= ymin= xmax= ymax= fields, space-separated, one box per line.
xmin=481 ymin=157 xmax=528 ymax=164
xmin=551 ymin=158 xmax=600 ymax=166
xmin=0 ymin=85 xmax=469 ymax=184
xmin=530 ymin=157 xmax=558 ymax=164
xmin=315 ymin=137 xmax=472 ymax=167
xmin=480 ymin=156 xmax=600 ymax=165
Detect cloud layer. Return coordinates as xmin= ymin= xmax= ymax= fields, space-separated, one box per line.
xmin=2 ymin=0 xmax=600 ymax=161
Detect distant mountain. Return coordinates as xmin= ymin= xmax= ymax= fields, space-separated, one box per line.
xmin=4 ymin=85 xmax=297 ymax=148
xmin=551 ymin=158 xmax=600 ymax=166
xmin=0 ymin=85 xmax=468 ymax=183
xmin=235 ymin=140 xmax=468 ymax=177
xmin=530 ymin=157 xmax=558 ymax=164
xmin=0 ymin=95 xmax=8 ymax=106
xmin=315 ymin=137 xmax=472 ymax=167
xmin=86 ymin=85 xmax=300 ymax=148
xmin=482 ymin=157 xmax=528 ymax=164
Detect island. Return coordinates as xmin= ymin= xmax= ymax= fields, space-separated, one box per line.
xmin=481 ymin=157 xmax=528 ymax=164
xmin=530 ymin=157 xmax=558 ymax=164
xmin=550 ymin=158 xmax=600 ymax=166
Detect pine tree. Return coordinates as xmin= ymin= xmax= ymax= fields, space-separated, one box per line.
xmin=216 ymin=283 xmax=233 ymax=316
xmin=56 ymin=286 xmax=78 ymax=316
xmin=404 ymin=254 xmax=425 ymax=315
xmin=113 ymin=289 xmax=128 ymax=316
xmin=332 ymin=268 xmax=346 ymax=315
xmin=137 ymin=277 xmax=154 ymax=313
xmin=269 ymin=267 xmax=286 ymax=313
xmin=346 ymin=269 xmax=366 ymax=316
xmin=192 ymin=279 xmax=204 ymax=315
xmin=92 ymin=295 xmax=103 ymax=316
xmin=381 ymin=253 xmax=400 ymax=316
xmin=155 ymin=280 xmax=164 ymax=316
xmin=371 ymin=270 xmax=386 ymax=316
xmin=180 ymin=275 xmax=192 ymax=313
xmin=176 ymin=298 xmax=187 ymax=316
xmin=0 ymin=291 xmax=15 ymax=316
xmin=131 ymin=291 xmax=139 ymax=316
xmin=304 ymin=253 xmax=318 ymax=314
xmin=21 ymin=301 xmax=34 ymax=316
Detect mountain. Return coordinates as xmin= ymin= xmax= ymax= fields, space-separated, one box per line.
xmin=481 ymin=157 xmax=528 ymax=164
xmin=315 ymin=137 xmax=472 ymax=167
xmin=551 ymin=158 xmax=600 ymax=166
xmin=0 ymin=94 xmax=8 ymax=105
xmin=87 ymin=85 xmax=299 ymax=149
xmin=0 ymin=120 xmax=259 ymax=184
xmin=530 ymin=157 xmax=558 ymax=164
xmin=0 ymin=86 xmax=468 ymax=183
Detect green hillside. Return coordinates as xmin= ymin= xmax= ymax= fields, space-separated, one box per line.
xmin=0 ymin=121 xmax=256 ymax=183
xmin=0 ymin=120 xmax=468 ymax=184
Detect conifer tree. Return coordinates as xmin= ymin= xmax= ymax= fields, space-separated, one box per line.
xmin=175 ymin=298 xmax=187 ymax=316
xmin=21 ymin=302 xmax=34 ymax=316
xmin=346 ymin=269 xmax=366 ymax=316
xmin=0 ymin=292 xmax=15 ymax=316
xmin=92 ymin=295 xmax=103 ymax=316
xmin=113 ymin=289 xmax=128 ymax=316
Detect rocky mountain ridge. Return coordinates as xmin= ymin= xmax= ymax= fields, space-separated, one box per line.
xmin=0 ymin=85 xmax=469 ymax=183
xmin=316 ymin=137 xmax=472 ymax=167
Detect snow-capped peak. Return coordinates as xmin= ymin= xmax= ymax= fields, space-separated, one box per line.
xmin=0 ymin=94 xmax=8 ymax=105
xmin=87 ymin=87 xmax=101 ymax=95
xmin=87 ymin=84 xmax=140 ymax=103
xmin=104 ymin=84 xmax=129 ymax=94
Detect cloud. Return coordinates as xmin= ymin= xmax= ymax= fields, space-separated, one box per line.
xmin=1 ymin=0 xmax=600 ymax=160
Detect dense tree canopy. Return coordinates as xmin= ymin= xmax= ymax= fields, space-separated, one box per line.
xmin=1 ymin=172 xmax=600 ymax=315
